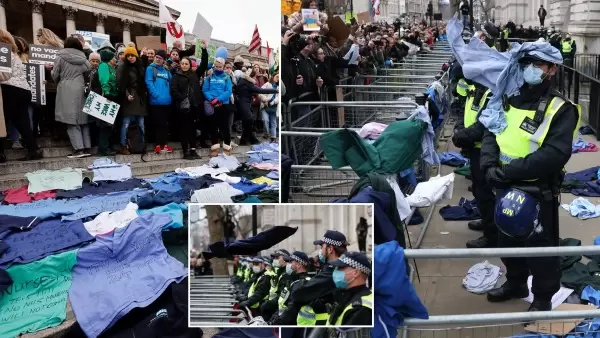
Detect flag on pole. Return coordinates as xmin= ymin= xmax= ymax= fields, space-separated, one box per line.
xmin=159 ymin=0 xmax=185 ymax=49
xmin=248 ymin=25 xmax=261 ymax=56
xmin=267 ymin=42 xmax=276 ymax=74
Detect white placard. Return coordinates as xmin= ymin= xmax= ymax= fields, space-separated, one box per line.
xmin=82 ymin=92 xmax=119 ymax=124
xmin=192 ymin=13 xmax=213 ymax=44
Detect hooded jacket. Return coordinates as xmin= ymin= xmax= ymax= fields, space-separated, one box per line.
xmin=202 ymin=70 xmax=233 ymax=104
xmin=234 ymin=72 xmax=278 ymax=120
xmin=51 ymin=48 xmax=91 ymax=125
xmin=145 ymin=62 xmax=172 ymax=106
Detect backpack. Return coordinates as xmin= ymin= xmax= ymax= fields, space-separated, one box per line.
xmin=126 ymin=124 xmax=146 ymax=157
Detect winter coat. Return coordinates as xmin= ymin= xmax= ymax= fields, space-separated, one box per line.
xmin=259 ymin=81 xmax=279 ymax=114
xmin=235 ymin=75 xmax=279 ymax=120
xmin=52 ymin=48 xmax=91 ymax=125
xmin=0 ymin=71 xmax=11 ymax=137
xmin=98 ymin=62 xmax=118 ymax=99
xmin=116 ymin=61 xmax=148 ymax=116
xmin=202 ymin=71 xmax=232 ymax=104
xmin=145 ymin=63 xmax=172 ymax=106
xmin=170 ymin=69 xmax=204 ymax=110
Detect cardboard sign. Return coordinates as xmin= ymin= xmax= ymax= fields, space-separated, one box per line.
xmin=357 ymin=11 xmax=371 ymax=24
xmin=75 ymin=30 xmax=110 ymax=52
xmin=24 ymin=63 xmax=46 ymax=105
xmin=327 ymin=16 xmax=350 ymax=44
xmin=524 ymin=303 xmax=597 ymax=335
xmin=83 ymin=92 xmax=120 ymax=124
xmin=192 ymin=13 xmax=213 ymax=44
xmin=29 ymin=44 xmax=60 ymax=65
xmin=0 ymin=43 xmax=11 ymax=73
xmin=136 ymin=36 xmax=162 ymax=50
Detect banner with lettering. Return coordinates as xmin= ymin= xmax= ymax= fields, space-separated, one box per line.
xmin=0 ymin=250 xmax=77 ymax=337
xmin=24 ymin=63 xmax=46 ymax=105
xmin=75 ymin=30 xmax=110 ymax=52
xmin=0 ymin=42 xmax=11 ymax=73
xmin=82 ymin=92 xmax=120 ymax=125
xmin=29 ymin=45 xmax=61 ymax=66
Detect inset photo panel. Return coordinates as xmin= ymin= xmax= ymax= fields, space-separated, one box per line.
xmin=188 ymin=203 xmax=374 ymax=328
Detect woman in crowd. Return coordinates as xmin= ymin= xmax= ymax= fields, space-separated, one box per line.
xmin=234 ymin=68 xmax=278 ymax=146
xmin=0 ymin=65 xmax=9 ymax=163
xmin=145 ymin=49 xmax=173 ymax=154
xmin=0 ymin=30 xmax=41 ymax=162
xmin=224 ymin=61 xmax=237 ymax=145
xmin=52 ymin=37 xmax=92 ymax=158
xmin=96 ymin=46 xmax=119 ymax=156
xmin=202 ymin=57 xmax=233 ymax=157
xmin=7 ymin=36 xmax=31 ymax=150
xmin=260 ymin=72 xmax=279 ymax=143
xmin=116 ymin=45 xmax=147 ymax=155
xmin=36 ymin=28 xmax=63 ymax=139
xmin=287 ymin=0 xmax=329 ymax=34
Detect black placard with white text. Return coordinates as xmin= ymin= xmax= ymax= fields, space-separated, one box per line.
xmin=29 ymin=44 xmax=60 ymax=65
xmin=24 ymin=63 xmax=46 ymax=105
xmin=0 ymin=42 xmax=11 ymax=73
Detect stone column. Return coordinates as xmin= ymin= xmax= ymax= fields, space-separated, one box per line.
xmin=29 ymin=0 xmax=45 ymax=44
xmin=0 ymin=0 xmax=7 ymax=30
xmin=63 ymin=6 xmax=77 ymax=36
xmin=122 ymin=19 xmax=132 ymax=44
xmin=95 ymin=13 xmax=106 ymax=34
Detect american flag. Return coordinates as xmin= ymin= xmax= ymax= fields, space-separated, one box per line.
xmin=248 ymin=24 xmax=262 ymax=56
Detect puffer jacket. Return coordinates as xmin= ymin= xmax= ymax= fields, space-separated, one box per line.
xmin=145 ymin=63 xmax=172 ymax=106
xmin=234 ymin=72 xmax=279 ymax=120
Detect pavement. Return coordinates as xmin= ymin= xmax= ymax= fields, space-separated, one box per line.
xmin=401 ymin=134 xmax=600 ymax=338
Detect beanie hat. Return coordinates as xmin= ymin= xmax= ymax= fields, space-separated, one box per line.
xmin=155 ymin=49 xmax=167 ymax=60
xmin=117 ymin=46 xmax=125 ymax=55
xmin=214 ymin=57 xmax=225 ymax=66
xmin=97 ymin=40 xmax=116 ymax=53
xmin=124 ymin=46 xmax=139 ymax=57
xmin=99 ymin=49 xmax=115 ymax=62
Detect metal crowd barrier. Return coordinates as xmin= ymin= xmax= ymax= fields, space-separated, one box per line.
xmin=189 ymin=275 xmax=252 ymax=325
xmin=400 ymin=246 xmax=600 ymax=338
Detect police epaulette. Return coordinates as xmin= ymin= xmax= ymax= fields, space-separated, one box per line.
xmin=351 ymin=300 xmax=363 ymax=307
xmin=551 ymin=90 xmax=574 ymax=106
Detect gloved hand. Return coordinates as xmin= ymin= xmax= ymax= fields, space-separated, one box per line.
xmin=238 ymin=300 xmax=249 ymax=309
xmin=210 ymin=98 xmax=219 ymax=105
xmin=486 ymin=167 xmax=511 ymax=187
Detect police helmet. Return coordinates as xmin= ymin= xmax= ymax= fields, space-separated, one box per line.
xmin=494 ymin=188 xmax=541 ymax=240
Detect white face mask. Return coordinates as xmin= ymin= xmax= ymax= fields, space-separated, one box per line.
xmin=272 ymin=260 xmax=280 ymax=268
xmin=252 ymin=266 xmax=261 ymax=273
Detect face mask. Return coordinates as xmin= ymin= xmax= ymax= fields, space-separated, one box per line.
xmin=252 ymin=266 xmax=261 ymax=273
xmin=318 ymin=248 xmax=327 ymax=263
xmin=213 ymin=69 xmax=224 ymax=75
xmin=523 ymin=64 xmax=545 ymax=85
xmin=273 ymin=260 xmax=280 ymax=268
xmin=332 ymin=269 xmax=349 ymax=289
xmin=285 ymin=263 xmax=293 ymax=275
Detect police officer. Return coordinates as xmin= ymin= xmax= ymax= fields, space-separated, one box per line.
xmin=282 ymin=230 xmax=349 ymax=325
xmin=474 ymin=22 xmax=499 ymax=50
xmin=269 ymin=251 xmax=312 ymax=325
xmin=238 ymin=257 xmax=274 ymax=316
xmin=452 ymin=24 xmax=498 ymax=249
xmin=481 ymin=52 xmax=580 ymax=311
xmin=261 ymin=249 xmax=291 ymax=321
xmin=328 ymin=252 xmax=373 ymax=326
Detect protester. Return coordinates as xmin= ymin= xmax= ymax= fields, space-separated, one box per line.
xmin=36 ymin=28 xmax=63 ymax=139
xmin=116 ymin=45 xmax=147 ymax=155
xmin=259 ymin=72 xmax=279 ymax=142
xmin=202 ymin=57 xmax=233 ymax=156
xmin=52 ymin=37 xmax=92 ymax=158
xmin=287 ymin=0 xmax=329 ymax=35
xmin=145 ymin=49 xmax=173 ymax=154
xmin=96 ymin=46 xmax=119 ymax=156
xmin=0 ymin=30 xmax=41 ymax=161
xmin=88 ymin=52 xmax=100 ymax=69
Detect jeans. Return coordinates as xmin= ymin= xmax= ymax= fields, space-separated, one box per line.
xmin=121 ymin=115 xmax=145 ymax=146
xmin=261 ymin=108 xmax=278 ymax=138
xmin=8 ymin=105 xmax=34 ymax=142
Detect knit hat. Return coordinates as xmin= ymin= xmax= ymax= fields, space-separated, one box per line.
xmin=155 ymin=49 xmax=167 ymax=60
xmin=99 ymin=49 xmax=115 ymax=62
xmin=124 ymin=46 xmax=139 ymax=57
xmin=97 ymin=40 xmax=116 ymax=53
xmin=214 ymin=57 xmax=225 ymax=66
xmin=117 ymin=45 xmax=125 ymax=55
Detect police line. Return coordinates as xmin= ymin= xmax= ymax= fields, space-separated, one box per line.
xmin=402 ymin=245 xmax=600 ymax=326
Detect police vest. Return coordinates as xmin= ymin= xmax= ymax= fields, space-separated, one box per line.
xmin=503 ymin=29 xmax=509 ymax=39
xmin=295 ymin=275 xmax=329 ymax=326
xmin=248 ymin=272 xmax=274 ymax=308
xmin=561 ymin=40 xmax=574 ymax=54
xmin=237 ymin=267 xmax=244 ymax=278
xmin=496 ymin=95 xmax=581 ymax=179
xmin=269 ymin=272 xmax=285 ymax=300
xmin=456 ymin=78 xmax=471 ymax=97
xmin=278 ymin=276 xmax=311 ymax=313
xmin=329 ymin=292 xmax=374 ymax=326
xmin=464 ymin=87 xmax=492 ymax=149
xmin=243 ymin=268 xmax=251 ymax=282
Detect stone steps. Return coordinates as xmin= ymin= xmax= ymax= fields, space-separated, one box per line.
xmin=0 ymin=145 xmax=251 ymax=190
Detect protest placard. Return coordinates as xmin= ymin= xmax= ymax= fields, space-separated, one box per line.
xmin=192 ymin=13 xmax=213 ymax=44
xmin=302 ymin=8 xmax=320 ymax=31
xmin=29 ymin=44 xmax=60 ymax=65
xmin=0 ymin=42 xmax=12 ymax=73
xmin=24 ymin=63 xmax=46 ymax=105
xmin=83 ymin=92 xmax=120 ymax=124
xmin=75 ymin=31 xmax=110 ymax=52
xmin=135 ymin=36 xmax=162 ymax=50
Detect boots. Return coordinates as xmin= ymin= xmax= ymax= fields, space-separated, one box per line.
xmin=223 ymin=144 xmax=232 ymax=156
xmin=487 ymin=282 xmax=529 ymax=302
xmin=468 ymin=219 xmax=484 ymax=231
xmin=210 ymin=144 xmax=220 ymax=157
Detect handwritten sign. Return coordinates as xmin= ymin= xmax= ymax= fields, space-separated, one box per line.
xmin=0 ymin=250 xmax=77 ymax=337
xmin=301 ymin=9 xmax=320 ymax=31
xmin=83 ymin=91 xmax=120 ymax=124
xmin=24 ymin=63 xmax=46 ymax=105
xmin=0 ymin=43 xmax=11 ymax=73
xmin=192 ymin=13 xmax=213 ymax=44
xmin=135 ymin=36 xmax=162 ymax=51
xmin=29 ymin=44 xmax=61 ymax=66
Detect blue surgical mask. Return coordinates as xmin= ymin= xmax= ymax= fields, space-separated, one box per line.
xmin=318 ymin=251 xmax=326 ymax=263
xmin=285 ymin=263 xmax=293 ymax=275
xmin=523 ymin=64 xmax=545 ymax=85
xmin=332 ymin=269 xmax=349 ymax=289
xmin=252 ymin=266 xmax=261 ymax=273
xmin=273 ymin=260 xmax=280 ymax=268
xmin=213 ymin=69 xmax=224 ymax=76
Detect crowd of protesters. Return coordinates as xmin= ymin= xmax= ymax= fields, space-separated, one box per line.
xmin=281 ymin=0 xmax=446 ymax=107
xmin=0 ymin=27 xmax=279 ymax=163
